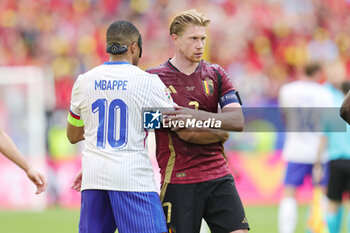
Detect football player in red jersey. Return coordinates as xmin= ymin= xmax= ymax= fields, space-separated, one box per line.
xmin=147 ymin=9 xmax=249 ymax=233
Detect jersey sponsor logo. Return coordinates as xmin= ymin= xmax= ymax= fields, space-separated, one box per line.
xmin=143 ymin=110 xmax=162 ymax=129
xmin=203 ymin=78 xmax=214 ymax=95
xmin=94 ymin=79 xmax=128 ymax=90
xmin=186 ymin=86 xmax=195 ymax=91
xmin=242 ymin=216 xmax=248 ymax=224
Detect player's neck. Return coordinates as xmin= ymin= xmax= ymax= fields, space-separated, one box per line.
xmin=300 ymin=76 xmax=317 ymax=82
xmin=109 ymin=55 xmax=132 ymax=64
xmin=170 ymin=55 xmax=199 ymax=75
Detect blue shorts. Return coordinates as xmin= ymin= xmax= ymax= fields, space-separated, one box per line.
xmin=284 ymin=162 xmax=329 ymax=186
xmin=79 ymin=190 xmax=167 ymax=233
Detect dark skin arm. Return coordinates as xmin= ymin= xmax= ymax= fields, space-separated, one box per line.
xmin=66 ymin=123 xmax=85 ymax=144
xmin=340 ymin=91 xmax=350 ymax=124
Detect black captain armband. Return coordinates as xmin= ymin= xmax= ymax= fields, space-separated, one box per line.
xmin=219 ymin=90 xmax=243 ymax=108
xmin=235 ymin=90 xmax=242 ymax=105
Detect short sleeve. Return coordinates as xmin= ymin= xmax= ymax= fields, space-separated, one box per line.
xmin=215 ymin=66 xmax=241 ymax=108
xmin=218 ymin=66 xmax=235 ymax=96
xmin=148 ymin=74 xmax=177 ymax=112
xmin=68 ymin=76 xmax=84 ymax=127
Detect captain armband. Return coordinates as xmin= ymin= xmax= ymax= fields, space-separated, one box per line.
xmin=219 ymin=90 xmax=243 ymax=108
xmin=68 ymin=110 xmax=84 ymax=127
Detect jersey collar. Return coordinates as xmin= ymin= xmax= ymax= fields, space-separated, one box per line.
xmin=103 ymin=61 xmax=131 ymax=65
xmin=166 ymin=59 xmax=203 ymax=73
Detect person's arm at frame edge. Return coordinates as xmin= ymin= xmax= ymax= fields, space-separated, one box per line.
xmin=0 ymin=129 xmax=47 ymax=194
xmin=340 ymin=90 xmax=350 ymax=124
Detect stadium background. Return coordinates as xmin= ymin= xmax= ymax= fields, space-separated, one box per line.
xmin=0 ymin=0 xmax=349 ymax=232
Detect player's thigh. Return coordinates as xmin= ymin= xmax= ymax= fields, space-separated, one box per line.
xmin=328 ymin=159 xmax=350 ymax=200
xmin=284 ymin=162 xmax=312 ymax=186
xmin=108 ymin=191 xmax=167 ymax=233
xmin=162 ymin=183 xmax=204 ymax=233
xmin=327 ymin=160 xmax=348 ymax=201
xmin=79 ymin=190 xmax=116 ymax=233
xmin=203 ymin=176 xmax=249 ymax=233
xmin=342 ymin=159 xmax=350 ymax=194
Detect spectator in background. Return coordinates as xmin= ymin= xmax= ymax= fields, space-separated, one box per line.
xmin=278 ymin=63 xmax=333 ymax=233
xmin=0 ymin=128 xmax=46 ymax=194
xmin=315 ymin=63 xmax=350 ymax=233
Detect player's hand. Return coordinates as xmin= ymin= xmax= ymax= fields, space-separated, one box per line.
xmin=26 ymin=167 xmax=47 ymax=195
xmin=71 ymin=170 xmax=82 ymax=192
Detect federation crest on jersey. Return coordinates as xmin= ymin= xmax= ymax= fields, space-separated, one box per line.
xmin=143 ymin=110 xmax=162 ymax=129
xmin=202 ymin=78 xmax=214 ymax=96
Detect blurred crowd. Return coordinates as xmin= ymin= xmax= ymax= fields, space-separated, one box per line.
xmin=1 ymin=0 xmax=350 ymax=107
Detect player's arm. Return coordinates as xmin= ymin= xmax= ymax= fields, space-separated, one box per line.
xmin=173 ymin=102 xmax=242 ymax=144
xmin=175 ymin=128 xmax=229 ymax=144
xmin=313 ymin=135 xmax=327 ymax=184
xmin=66 ymin=122 xmax=84 ymax=144
xmin=67 ymin=76 xmax=85 ymax=144
xmin=340 ymin=90 xmax=350 ymax=124
xmin=0 ymin=129 xmax=46 ymax=194
xmin=164 ymin=103 xmax=244 ymax=132
xmin=214 ymin=102 xmax=244 ymax=131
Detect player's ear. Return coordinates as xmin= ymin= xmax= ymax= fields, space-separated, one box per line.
xmin=130 ymin=43 xmax=138 ymax=56
xmin=171 ymin=34 xmax=179 ymax=45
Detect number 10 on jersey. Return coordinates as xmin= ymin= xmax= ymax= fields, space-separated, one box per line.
xmin=92 ymin=99 xmax=128 ymax=149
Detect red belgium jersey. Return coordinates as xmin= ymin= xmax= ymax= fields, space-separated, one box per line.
xmin=147 ymin=59 xmax=237 ymax=184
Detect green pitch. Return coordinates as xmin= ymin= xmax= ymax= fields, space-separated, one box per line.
xmin=0 ymin=205 xmax=347 ymax=233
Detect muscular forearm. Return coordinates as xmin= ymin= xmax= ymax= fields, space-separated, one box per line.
xmin=176 ymin=129 xmax=229 ymax=144
xmin=194 ymin=106 xmax=244 ymax=131
xmin=66 ymin=123 xmax=85 ymax=144
xmin=202 ymin=111 xmax=243 ymax=131
xmin=0 ymin=130 xmax=30 ymax=172
xmin=164 ymin=103 xmax=244 ymax=132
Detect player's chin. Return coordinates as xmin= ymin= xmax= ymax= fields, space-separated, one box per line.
xmin=189 ymin=56 xmax=202 ymax=63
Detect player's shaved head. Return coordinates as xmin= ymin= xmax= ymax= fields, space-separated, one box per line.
xmin=106 ymin=20 xmax=139 ymax=46
xmin=169 ymin=9 xmax=210 ymax=36
xmin=304 ymin=63 xmax=321 ymax=77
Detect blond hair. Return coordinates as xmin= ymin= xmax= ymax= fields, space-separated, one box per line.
xmin=169 ymin=9 xmax=210 ymax=36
